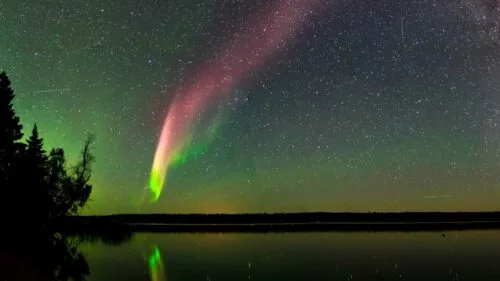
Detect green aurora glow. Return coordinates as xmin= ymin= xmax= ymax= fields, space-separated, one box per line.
xmin=1 ymin=0 xmax=499 ymax=214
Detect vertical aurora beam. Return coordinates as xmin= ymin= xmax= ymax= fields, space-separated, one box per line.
xmin=150 ymin=0 xmax=323 ymax=201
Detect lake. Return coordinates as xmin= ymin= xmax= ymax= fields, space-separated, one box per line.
xmin=78 ymin=230 xmax=500 ymax=281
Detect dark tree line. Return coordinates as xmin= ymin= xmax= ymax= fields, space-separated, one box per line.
xmin=0 ymin=72 xmax=135 ymax=281
xmin=0 ymin=71 xmax=94 ymax=224
xmin=0 ymin=71 xmax=102 ymax=281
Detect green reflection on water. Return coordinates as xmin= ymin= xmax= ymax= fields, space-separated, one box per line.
xmin=80 ymin=231 xmax=500 ymax=281
xmin=149 ymin=245 xmax=166 ymax=281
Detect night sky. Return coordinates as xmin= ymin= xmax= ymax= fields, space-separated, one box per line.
xmin=1 ymin=0 xmax=499 ymax=214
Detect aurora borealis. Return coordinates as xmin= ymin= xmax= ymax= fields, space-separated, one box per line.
xmin=1 ymin=0 xmax=499 ymax=214
xmin=149 ymin=0 xmax=322 ymax=201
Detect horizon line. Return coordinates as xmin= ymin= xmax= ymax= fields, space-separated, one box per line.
xmin=82 ymin=211 xmax=500 ymax=217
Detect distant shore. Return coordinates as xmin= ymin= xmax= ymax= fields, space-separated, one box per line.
xmin=56 ymin=212 xmax=500 ymax=232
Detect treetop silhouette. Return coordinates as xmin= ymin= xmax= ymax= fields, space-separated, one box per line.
xmin=0 ymin=71 xmax=24 ymax=190
xmin=0 ymin=71 xmax=94 ymax=221
xmin=0 ymin=71 xmax=23 ymax=144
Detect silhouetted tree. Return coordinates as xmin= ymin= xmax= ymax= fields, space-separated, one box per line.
xmin=26 ymin=124 xmax=48 ymax=169
xmin=0 ymin=72 xmax=111 ymax=281
xmin=49 ymin=134 xmax=95 ymax=217
xmin=0 ymin=71 xmax=23 ymax=157
xmin=48 ymin=148 xmax=70 ymax=216
xmin=0 ymin=71 xmax=95 ymax=222
xmin=0 ymin=71 xmax=24 ymax=213
xmin=70 ymin=133 xmax=95 ymax=214
xmin=23 ymin=124 xmax=51 ymax=221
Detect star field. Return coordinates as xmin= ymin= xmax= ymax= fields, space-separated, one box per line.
xmin=1 ymin=0 xmax=499 ymax=214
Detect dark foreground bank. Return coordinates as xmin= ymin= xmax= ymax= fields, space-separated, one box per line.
xmin=55 ymin=212 xmax=500 ymax=232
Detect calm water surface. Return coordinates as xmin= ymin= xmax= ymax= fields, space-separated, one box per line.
xmin=80 ymin=231 xmax=500 ymax=281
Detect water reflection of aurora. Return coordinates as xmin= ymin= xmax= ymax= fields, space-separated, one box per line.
xmin=149 ymin=246 xmax=166 ymax=281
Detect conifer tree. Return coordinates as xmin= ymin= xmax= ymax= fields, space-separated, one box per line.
xmin=0 ymin=71 xmax=23 ymax=149
xmin=0 ymin=71 xmax=24 ymax=211
xmin=26 ymin=124 xmax=49 ymax=180
xmin=48 ymin=148 xmax=72 ymax=216
xmin=25 ymin=124 xmax=50 ymax=219
xmin=0 ymin=71 xmax=95 ymax=221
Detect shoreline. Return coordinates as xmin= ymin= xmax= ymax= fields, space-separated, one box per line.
xmin=56 ymin=212 xmax=500 ymax=233
xmin=124 ymin=221 xmax=500 ymax=232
